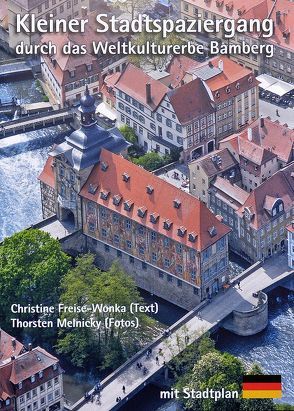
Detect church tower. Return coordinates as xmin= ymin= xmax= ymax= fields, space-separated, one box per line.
xmin=39 ymin=86 xmax=131 ymax=228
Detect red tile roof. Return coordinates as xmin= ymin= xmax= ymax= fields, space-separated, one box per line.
xmin=38 ymin=157 xmax=55 ymax=188
xmin=166 ymin=56 xmax=258 ymax=102
xmin=191 ymin=148 xmax=238 ymax=177
xmin=0 ymin=330 xmax=24 ymax=365
xmin=184 ymin=0 xmax=294 ymax=51
xmin=238 ymin=137 xmax=276 ymax=165
xmin=80 ymin=149 xmax=230 ymax=251
xmin=167 ymin=78 xmax=214 ymax=124
xmin=9 ymin=348 xmax=57 ymax=385
xmin=0 ymin=347 xmax=58 ymax=401
xmin=219 ymin=133 xmax=276 ymax=166
xmin=114 ymin=63 xmax=168 ymax=110
xmin=166 ymin=55 xmax=200 ymax=88
xmin=238 ymin=118 xmax=294 ymax=164
xmin=286 ymin=222 xmax=294 ymax=233
xmin=205 ymin=57 xmax=259 ymax=101
xmin=236 ymin=162 xmax=294 ymax=229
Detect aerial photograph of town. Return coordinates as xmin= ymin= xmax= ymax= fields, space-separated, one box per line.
xmin=0 ymin=0 xmax=293 ymax=410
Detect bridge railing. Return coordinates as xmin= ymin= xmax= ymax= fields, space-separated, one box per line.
xmin=70 ymin=299 xmax=209 ymax=410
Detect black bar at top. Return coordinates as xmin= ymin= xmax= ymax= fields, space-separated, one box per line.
xmin=243 ymin=375 xmax=281 ymax=383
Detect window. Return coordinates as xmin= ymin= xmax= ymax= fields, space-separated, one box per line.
xmin=142 ymin=262 xmax=147 ymax=270
xmin=176 ymin=264 xmax=183 ymax=275
xmin=152 ymin=252 xmax=157 ymax=262
xmin=139 ymin=245 xmax=145 ymax=255
xmin=166 ymin=118 xmax=172 ymax=127
xmin=31 ymin=375 xmax=36 ymax=383
xmin=166 ymin=131 xmax=173 ymax=140
xmin=114 ymin=234 xmax=119 ymax=245
xmin=156 ymin=113 xmax=162 ymax=122
xmin=164 ymin=258 xmax=170 ymax=268
xmin=125 ymin=219 xmax=131 ymax=230
xmin=151 ymin=231 xmax=157 ymax=242
xmin=176 ymin=124 xmax=182 ymax=132
xmin=32 ymin=389 xmax=37 ymax=397
xmin=40 ymin=384 xmax=45 ymax=392
xmin=126 ymin=240 xmax=132 ymax=249
xmin=176 ymin=243 xmax=182 ymax=254
xmin=138 ymin=225 xmax=145 ymax=235
xmin=48 ymin=393 xmax=53 ymax=403
xmin=129 ymin=256 xmax=134 ymax=264
xmin=177 ymin=279 xmax=182 ymax=287
xmin=167 ymin=274 xmax=172 ymax=282
xmin=163 ymin=238 xmax=169 ymax=247
xmin=113 ymin=213 xmax=119 ymax=223
xmin=104 ymin=244 xmax=110 ymax=252
xmin=158 ymin=270 xmax=164 ymax=278
xmin=190 ymin=269 xmax=196 ymax=280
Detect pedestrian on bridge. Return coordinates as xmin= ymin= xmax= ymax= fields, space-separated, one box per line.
xmin=122 ymin=385 xmax=126 ymax=394
xmin=155 ymin=356 xmax=159 ymax=365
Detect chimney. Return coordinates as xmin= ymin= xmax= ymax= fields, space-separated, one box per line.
xmin=276 ymin=11 xmax=281 ymax=24
xmin=218 ymin=59 xmax=224 ymax=71
xmin=247 ymin=127 xmax=252 ymax=141
xmin=81 ymin=6 xmax=88 ymax=18
xmin=11 ymin=338 xmax=16 ymax=350
xmin=260 ymin=117 xmax=264 ymax=128
xmin=28 ymin=343 xmax=32 ymax=351
xmin=146 ymin=83 xmax=152 ymax=104
xmin=11 ymin=355 xmax=15 ymax=361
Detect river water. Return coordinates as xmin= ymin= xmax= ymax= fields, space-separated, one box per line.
xmin=0 ymin=60 xmax=293 ymax=407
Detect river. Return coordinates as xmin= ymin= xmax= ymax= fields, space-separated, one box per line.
xmin=0 ymin=59 xmax=293 ymax=408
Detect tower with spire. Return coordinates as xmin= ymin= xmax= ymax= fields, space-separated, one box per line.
xmin=39 ymin=86 xmax=131 ymax=228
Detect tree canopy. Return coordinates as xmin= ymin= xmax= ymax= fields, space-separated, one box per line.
xmin=129 ymin=28 xmax=186 ymax=70
xmin=0 ymin=229 xmax=70 ymax=333
xmin=119 ymin=124 xmax=138 ymax=145
xmin=133 ymin=151 xmax=166 ymax=171
xmin=57 ymin=255 xmax=155 ymax=370
xmin=172 ymin=336 xmax=275 ymax=411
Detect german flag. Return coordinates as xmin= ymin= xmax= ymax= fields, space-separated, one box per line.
xmin=242 ymin=375 xmax=282 ymax=398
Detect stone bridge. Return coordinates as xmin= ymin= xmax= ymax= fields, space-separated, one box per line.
xmin=36 ymin=219 xmax=288 ymax=411
xmin=27 ymin=217 xmax=293 ymax=411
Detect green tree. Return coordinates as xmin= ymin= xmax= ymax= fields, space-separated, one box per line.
xmin=130 ymin=28 xmax=186 ymax=70
xmin=57 ymin=255 xmax=155 ymax=370
xmin=119 ymin=125 xmax=138 ymax=145
xmin=133 ymin=151 xmax=165 ymax=171
xmin=180 ymin=351 xmax=243 ymax=411
xmin=0 ymin=229 xmax=70 ymax=335
xmin=114 ymin=0 xmax=147 ymax=20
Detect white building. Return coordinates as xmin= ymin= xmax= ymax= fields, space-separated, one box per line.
xmin=114 ymin=64 xmax=216 ymax=162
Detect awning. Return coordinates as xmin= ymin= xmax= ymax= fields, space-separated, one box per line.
xmin=256 ymin=74 xmax=276 ymax=90
xmin=96 ymin=102 xmax=116 ymax=121
xmin=256 ymin=74 xmax=294 ymax=96
xmin=266 ymin=80 xmax=293 ymax=97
